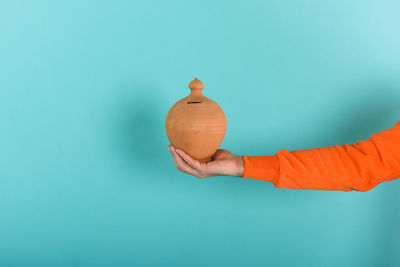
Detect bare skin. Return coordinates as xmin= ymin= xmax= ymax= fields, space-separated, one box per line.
xmin=168 ymin=145 xmax=244 ymax=178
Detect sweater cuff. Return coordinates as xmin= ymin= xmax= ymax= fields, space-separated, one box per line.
xmin=241 ymin=155 xmax=280 ymax=183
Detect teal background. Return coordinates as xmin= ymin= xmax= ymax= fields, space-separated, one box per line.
xmin=1 ymin=0 xmax=400 ymax=266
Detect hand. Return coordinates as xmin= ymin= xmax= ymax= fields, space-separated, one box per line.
xmin=168 ymin=145 xmax=244 ymax=179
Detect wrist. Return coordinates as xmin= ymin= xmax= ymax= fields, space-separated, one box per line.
xmin=234 ymin=155 xmax=244 ymax=177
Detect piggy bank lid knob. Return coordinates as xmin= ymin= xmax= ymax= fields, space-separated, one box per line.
xmin=188 ymin=77 xmax=204 ymax=95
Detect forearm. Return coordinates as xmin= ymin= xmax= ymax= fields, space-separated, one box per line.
xmin=241 ymin=120 xmax=400 ymax=191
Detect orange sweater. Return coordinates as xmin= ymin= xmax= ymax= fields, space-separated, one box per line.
xmin=242 ymin=119 xmax=400 ymax=191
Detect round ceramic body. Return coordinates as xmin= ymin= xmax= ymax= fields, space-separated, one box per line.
xmin=165 ymin=78 xmax=227 ymax=163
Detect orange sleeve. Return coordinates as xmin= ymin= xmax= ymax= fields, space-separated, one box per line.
xmin=241 ymin=119 xmax=400 ymax=192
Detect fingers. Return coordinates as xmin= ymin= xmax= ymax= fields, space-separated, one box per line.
xmin=175 ymin=148 xmax=201 ymax=170
xmin=168 ymin=145 xmax=198 ymax=176
xmin=168 ymin=145 xmax=208 ymax=178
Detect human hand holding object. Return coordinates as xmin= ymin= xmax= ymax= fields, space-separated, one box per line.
xmin=168 ymin=145 xmax=244 ymax=178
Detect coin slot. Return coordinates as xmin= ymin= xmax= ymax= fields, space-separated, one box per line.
xmin=187 ymin=101 xmax=202 ymax=104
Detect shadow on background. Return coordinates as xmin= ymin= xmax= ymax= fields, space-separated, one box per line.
xmin=321 ymin=82 xmax=400 ymax=266
xmin=112 ymin=83 xmax=171 ymax=176
xmin=320 ymin=83 xmax=400 ymax=145
xmin=111 ymin=82 xmax=400 ymax=265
